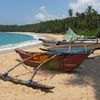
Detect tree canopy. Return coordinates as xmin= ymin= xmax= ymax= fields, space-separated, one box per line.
xmin=0 ymin=6 xmax=100 ymax=37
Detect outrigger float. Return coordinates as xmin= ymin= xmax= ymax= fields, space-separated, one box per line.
xmin=0 ymin=47 xmax=100 ymax=91
xmin=0 ymin=50 xmax=55 ymax=92
xmin=0 ymin=73 xmax=54 ymax=92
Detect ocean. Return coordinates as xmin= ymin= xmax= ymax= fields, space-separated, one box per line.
xmin=0 ymin=32 xmax=40 ymax=51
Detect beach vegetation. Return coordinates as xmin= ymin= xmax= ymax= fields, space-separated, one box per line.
xmin=0 ymin=6 xmax=100 ymax=37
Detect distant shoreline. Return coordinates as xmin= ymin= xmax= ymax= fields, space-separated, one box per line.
xmin=0 ymin=32 xmax=62 ymax=54
xmin=0 ymin=32 xmax=41 ymax=54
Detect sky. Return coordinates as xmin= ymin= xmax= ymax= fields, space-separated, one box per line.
xmin=0 ymin=0 xmax=100 ymax=25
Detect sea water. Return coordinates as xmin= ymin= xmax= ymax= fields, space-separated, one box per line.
xmin=0 ymin=32 xmax=40 ymax=51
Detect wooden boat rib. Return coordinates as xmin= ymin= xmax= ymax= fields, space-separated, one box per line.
xmin=15 ymin=48 xmax=97 ymax=72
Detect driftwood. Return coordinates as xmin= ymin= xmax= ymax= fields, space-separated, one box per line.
xmin=0 ymin=74 xmax=55 ymax=92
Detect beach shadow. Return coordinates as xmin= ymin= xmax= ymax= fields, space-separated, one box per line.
xmin=38 ymin=69 xmax=63 ymax=79
xmin=64 ymin=57 xmax=100 ymax=100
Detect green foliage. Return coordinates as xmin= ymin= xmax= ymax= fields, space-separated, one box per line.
xmin=0 ymin=6 xmax=100 ymax=37
xmin=74 ymin=28 xmax=100 ymax=37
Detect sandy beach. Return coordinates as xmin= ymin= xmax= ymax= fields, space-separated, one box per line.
xmin=0 ymin=33 xmax=100 ymax=100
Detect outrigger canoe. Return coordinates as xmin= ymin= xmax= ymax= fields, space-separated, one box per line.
xmin=48 ymin=43 xmax=100 ymax=51
xmin=39 ymin=38 xmax=99 ymax=47
xmin=15 ymin=48 xmax=99 ymax=72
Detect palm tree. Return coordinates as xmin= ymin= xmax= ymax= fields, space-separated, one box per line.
xmin=75 ymin=12 xmax=80 ymax=28
xmin=68 ymin=9 xmax=73 ymax=17
xmin=85 ymin=6 xmax=97 ymax=29
xmin=68 ymin=9 xmax=73 ymax=28
xmin=76 ymin=12 xmax=80 ymax=17
xmin=92 ymin=10 xmax=98 ymax=28
xmin=85 ymin=6 xmax=94 ymax=15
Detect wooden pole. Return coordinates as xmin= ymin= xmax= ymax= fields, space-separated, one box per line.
xmin=68 ymin=37 xmax=73 ymax=52
xmin=29 ymin=53 xmax=60 ymax=81
xmin=3 ymin=53 xmax=45 ymax=76
xmin=7 ymin=56 xmax=32 ymax=73
xmin=84 ymin=44 xmax=87 ymax=52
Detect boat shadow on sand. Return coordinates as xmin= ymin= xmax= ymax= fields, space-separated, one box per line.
xmin=64 ymin=56 xmax=100 ymax=100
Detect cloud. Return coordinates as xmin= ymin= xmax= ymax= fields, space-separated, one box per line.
xmin=69 ymin=0 xmax=100 ymax=15
xmin=34 ymin=6 xmax=59 ymax=22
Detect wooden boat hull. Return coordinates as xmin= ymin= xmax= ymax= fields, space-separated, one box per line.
xmin=46 ymin=43 xmax=100 ymax=50
xmin=42 ymin=53 xmax=89 ymax=72
xmin=39 ymin=38 xmax=100 ymax=48
xmin=15 ymin=49 xmax=91 ymax=72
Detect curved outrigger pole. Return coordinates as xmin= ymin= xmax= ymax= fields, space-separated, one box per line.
xmin=0 ymin=52 xmax=55 ymax=92
xmin=0 ymin=47 xmax=100 ymax=91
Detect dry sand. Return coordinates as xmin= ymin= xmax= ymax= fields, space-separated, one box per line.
xmin=0 ymin=33 xmax=100 ymax=100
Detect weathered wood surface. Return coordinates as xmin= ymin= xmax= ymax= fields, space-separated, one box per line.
xmin=30 ymin=53 xmax=60 ymax=80
xmin=0 ymin=74 xmax=55 ymax=92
